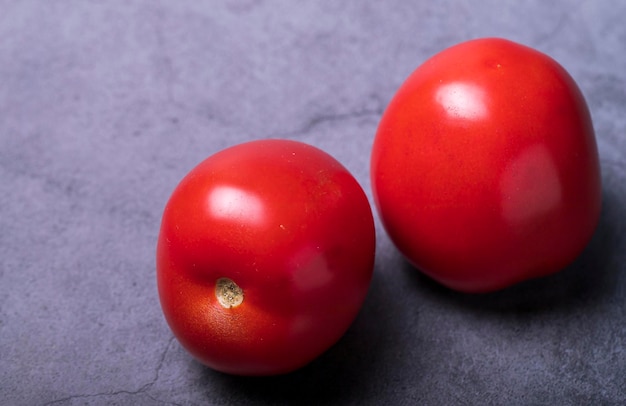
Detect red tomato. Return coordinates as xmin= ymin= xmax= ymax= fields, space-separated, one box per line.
xmin=157 ymin=139 xmax=375 ymax=375
xmin=371 ymin=38 xmax=601 ymax=293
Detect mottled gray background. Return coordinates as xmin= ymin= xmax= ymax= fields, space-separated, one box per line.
xmin=1 ymin=1 xmax=625 ymax=405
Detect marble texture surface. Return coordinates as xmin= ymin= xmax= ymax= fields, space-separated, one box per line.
xmin=1 ymin=1 xmax=625 ymax=405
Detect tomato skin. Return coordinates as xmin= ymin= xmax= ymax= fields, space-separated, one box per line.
xmin=371 ymin=38 xmax=601 ymax=293
xmin=157 ymin=139 xmax=375 ymax=375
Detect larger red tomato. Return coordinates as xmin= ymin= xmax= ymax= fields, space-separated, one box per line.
xmin=157 ymin=139 xmax=375 ymax=375
xmin=371 ymin=38 xmax=601 ymax=293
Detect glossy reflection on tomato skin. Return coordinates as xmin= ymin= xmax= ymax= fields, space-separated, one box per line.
xmin=371 ymin=38 xmax=601 ymax=293
xmin=435 ymin=82 xmax=488 ymax=121
xmin=206 ymin=185 xmax=267 ymax=226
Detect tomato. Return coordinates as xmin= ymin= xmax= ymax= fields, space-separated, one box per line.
xmin=371 ymin=38 xmax=601 ymax=293
xmin=157 ymin=139 xmax=375 ymax=375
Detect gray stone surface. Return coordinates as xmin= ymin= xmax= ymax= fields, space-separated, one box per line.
xmin=1 ymin=1 xmax=625 ymax=405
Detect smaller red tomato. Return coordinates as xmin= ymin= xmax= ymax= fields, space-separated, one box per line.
xmin=157 ymin=139 xmax=375 ymax=375
xmin=371 ymin=38 xmax=601 ymax=293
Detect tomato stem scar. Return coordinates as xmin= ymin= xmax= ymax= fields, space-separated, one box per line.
xmin=215 ymin=278 xmax=244 ymax=308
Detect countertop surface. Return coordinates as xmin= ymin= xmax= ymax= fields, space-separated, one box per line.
xmin=1 ymin=1 xmax=624 ymax=405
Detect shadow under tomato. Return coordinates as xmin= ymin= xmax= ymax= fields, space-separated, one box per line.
xmin=402 ymin=186 xmax=622 ymax=316
xmin=196 ymin=268 xmax=398 ymax=405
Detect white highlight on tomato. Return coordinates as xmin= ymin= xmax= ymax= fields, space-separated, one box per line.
xmin=208 ymin=186 xmax=265 ymax=225
xmin=435 ymin=82 xmax=488 ymax=121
